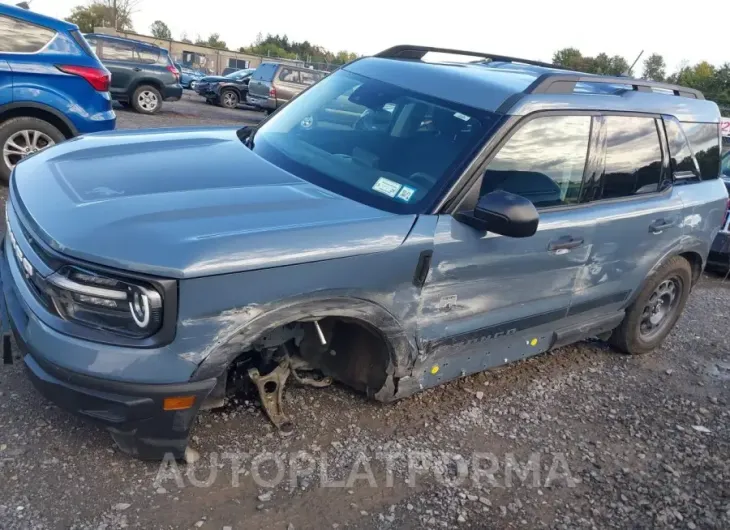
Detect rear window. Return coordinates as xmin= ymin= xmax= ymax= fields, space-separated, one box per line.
xmin=137 ymin=46 xmax=160 ymax=64
xmin=0 ymin=14 xmax=56 ymax=53
xmin=681 ymin=122 xmax=721 ymax=180
xmin=253 ymin=63 xmax=278 ymax=81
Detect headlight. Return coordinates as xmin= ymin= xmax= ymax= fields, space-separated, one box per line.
xmin=46 ymin=266 xmax=163 ymax=339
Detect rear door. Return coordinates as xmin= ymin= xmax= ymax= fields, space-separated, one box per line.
xmin=416 ymin=113 xmax=597 ymax=388
xmin=572 ymin=114 xmax=683 ymax=317
xmin=0 ymin=58 xmax=11 ymax=108
xmin=98 ymin=38 xmax=136 ymax=96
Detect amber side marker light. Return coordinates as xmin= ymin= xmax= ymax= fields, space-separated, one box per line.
xmin=163 ymin=396 xmax=196 ymax=411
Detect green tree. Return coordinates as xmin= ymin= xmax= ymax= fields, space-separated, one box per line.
xmin=179 ymin=32 xmax=192 ymax=44
xmin=552 ymin=47 xmax=584 ymax=71
xmin=149 ymin=20 xmax=171 ymax=40
xmin=195 ymin=33 xmax=227 ymax=49
xmin=66 ymin=0 xmax=138 ymax=32
xmin=642 ymin=53 xmax=666 ymax=81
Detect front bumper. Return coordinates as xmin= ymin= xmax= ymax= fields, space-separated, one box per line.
xmin=0 ymin=236 xmax=216 ymax=460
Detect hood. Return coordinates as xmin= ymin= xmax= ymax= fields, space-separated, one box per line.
xmin=12 ymin=128 xmax=416 ymax=279
xmin=199 ymin=76 xmax=227 ymax=83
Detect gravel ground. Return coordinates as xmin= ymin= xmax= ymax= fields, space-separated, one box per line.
xmin=0 ymin=98 xmax=728 ymax=529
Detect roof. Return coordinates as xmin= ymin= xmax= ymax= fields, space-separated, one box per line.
xmin=345 ymin=52 xmax=720 ymax=123
xmin=0 ymin=2 xmax=77 ymax=31
xmin=85 ymin=33 xmax=169 ymax=53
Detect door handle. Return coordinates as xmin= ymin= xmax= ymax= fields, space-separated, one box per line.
xmin=548 ymin=236 xmax=584 ymax=252
xmin=649 ymin=219 xmax=675 ymax=233
xmin=133 ymin=67 xmax=142 ymax=72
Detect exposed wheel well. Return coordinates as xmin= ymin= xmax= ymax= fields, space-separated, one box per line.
xmin=679 ymin=251 xmax=703 ymax=285
xmin=130 ymin=79 xmax=164 ymax=96
xmin=224 ymin=316 xmax=394 ymax=399
xmin=0 ymin=107 xmax=74 ymax=139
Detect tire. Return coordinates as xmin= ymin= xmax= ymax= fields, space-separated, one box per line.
xmin=609 ymin=256 xmax=692 ymax=355
xmin=132 ymin=85 xmax=162 ymax=114
xmin=219 ymin=89 xmax=239 ymax=109
xmin=0 ymin=117 xmax=65 ymax=184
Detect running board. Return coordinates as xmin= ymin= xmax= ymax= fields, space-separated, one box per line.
xmin=551 ymin=311 xmax=625 ymax=350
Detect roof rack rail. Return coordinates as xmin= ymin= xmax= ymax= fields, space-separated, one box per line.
xmin=375 ymin=45 xmax=563 ymax=70
xmin=525 ymin=73 xmax=704 ymax=100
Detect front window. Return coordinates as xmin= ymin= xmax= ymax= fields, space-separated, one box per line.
xmin=249 ymin=69 xmax=496 ymax=213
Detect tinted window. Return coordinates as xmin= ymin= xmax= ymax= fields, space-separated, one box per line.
xmin=682 ymin=122 xmax=720 ymax=180
xmin=250 ymin=69 xmax=494 ymax=214
xmin=722 ymin=152 xmax=730 ymax=178
xmin=253 ymin=63 xmax=278 ymax=81
xmin=664 ymin=119 xmax=698 ymax=177
xmin=480 ymin=116 xmax=591 ymax=207
xmin=137 ymin=47 xmax=159 ymax=64
xmin=0 ymin=15 xmax=55 ymax=53
xmin=300 ymin=70 xmax=323 ymax=86
xmin=279 ymin=68 xmax=300 ymax=83
xmin=101 ymin=40 xmax=135 ymax=61
xmin=600 ymin=117 xmax=664 ymax=199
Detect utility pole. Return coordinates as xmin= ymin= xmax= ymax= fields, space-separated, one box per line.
xmin=113 ymin=0 xmax=118 ymax=30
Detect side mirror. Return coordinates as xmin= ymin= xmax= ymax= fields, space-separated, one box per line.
xmin=456 ymin=190 xmax=539 ymax=237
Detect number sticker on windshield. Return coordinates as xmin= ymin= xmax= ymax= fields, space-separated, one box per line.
xmin=372 ymin=177 xmax=402 ymax=198
xmin=396 ymin=186 xmax=416 ymax=202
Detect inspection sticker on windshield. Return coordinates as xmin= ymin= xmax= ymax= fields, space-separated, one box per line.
xmin=453 ymin=112 xmax=470 ymax=121
xmin=372 ymin=177 xmax=402 ymax=198
xmin=396 ymin=185 xmax=416 ymax=202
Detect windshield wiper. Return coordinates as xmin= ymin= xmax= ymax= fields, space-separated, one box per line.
xmin=236 ymin=126 xmax=255 ymax=149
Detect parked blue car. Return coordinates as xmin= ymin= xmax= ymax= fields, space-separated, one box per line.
xmin=0 ymin=3 xmax=115 ymax=182
xmin=176 ymin=64 xmax=204 ymax=89
xmin=1 ymin=45 xmax=727 ymax=461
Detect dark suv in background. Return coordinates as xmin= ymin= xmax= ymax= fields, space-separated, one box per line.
xmin=84 ymin=34 xmax=182 ymax=114
xmin=195 ymin=68 xmax=253 ymax=109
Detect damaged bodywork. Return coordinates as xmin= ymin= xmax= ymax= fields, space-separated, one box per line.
xmin=1 ymin=45 xmax=728 ymax=460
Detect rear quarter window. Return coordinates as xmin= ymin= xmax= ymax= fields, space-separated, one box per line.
xmin=136 ymin=47 xmax=160 ymax=64
xmin=681 ymin=122 xmax=721 ymax=180
xmin=70 ymin=30 xmax=95 ymax=56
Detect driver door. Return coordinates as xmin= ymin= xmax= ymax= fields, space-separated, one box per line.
xmin=415 ymin=114 xmax=598 ymax=387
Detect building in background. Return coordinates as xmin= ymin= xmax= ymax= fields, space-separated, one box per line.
xmin=92 ymin=28 xmax=306 ymax=75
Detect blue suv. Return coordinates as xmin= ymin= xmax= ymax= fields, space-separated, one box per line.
xmin=0 ymin=4 xmax=115 ymax=182
xmin=1 ymin=45 xmax=727 ymax=461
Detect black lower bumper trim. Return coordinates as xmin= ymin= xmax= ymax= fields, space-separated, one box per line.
xmin=23 ymin=351 xmax=216 ymax=459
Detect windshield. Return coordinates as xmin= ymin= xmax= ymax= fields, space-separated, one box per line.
xmin=249 ymin=69 xmax=496 ymax=213
xmin=227 ymin=68 xmax=253 ymax=79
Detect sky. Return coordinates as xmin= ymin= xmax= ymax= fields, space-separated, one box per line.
xmin=26 ymin=0 xmax=727 ymax=74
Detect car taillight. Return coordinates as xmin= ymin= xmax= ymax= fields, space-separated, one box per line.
xmin=57 ymin=65 xmax=110 ymax=92
xmin=167 ymin=65 xmax=180 ymax=81
xmin=269 ymin=86 xmax=277 ymax=98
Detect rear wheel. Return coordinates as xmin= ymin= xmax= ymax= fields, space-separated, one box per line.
xmin=132 ymin=85 xmax=162 ymax=114
xmin=0 ymin=117 xmax=65 ymax=183
xmin=609 ymin=256 xmax=692 ymax=354
xmin=219 ymin=89 xmax=239 ymax=109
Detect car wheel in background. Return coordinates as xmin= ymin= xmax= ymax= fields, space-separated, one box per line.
xmin=190 ymin=81 xmax=198 ymax=90
xmin=132 ymin=85 xmax=162 ymax=115
xmin=0 ymin=117 xmax=65 ymax=184
xmin=219 ymin=90 xmax=239 ymax=109
xmin=609 ymin=256 xmax=692 ymax=355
